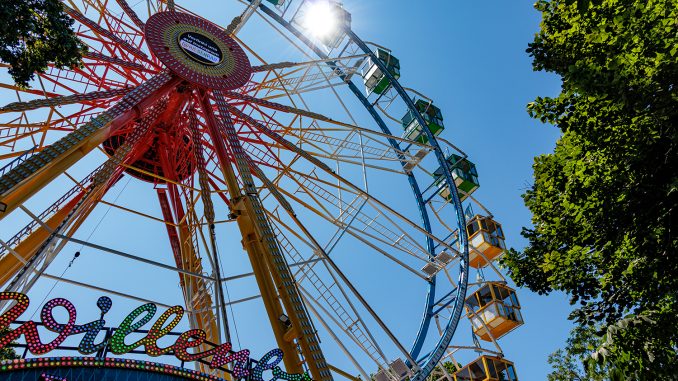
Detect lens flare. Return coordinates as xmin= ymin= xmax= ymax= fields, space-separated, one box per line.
xmin=302 ymin=1 xmax=338 ymax=39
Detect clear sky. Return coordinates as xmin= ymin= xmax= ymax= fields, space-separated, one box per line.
xmin=0 ymin=1 xmax=575 ymax=380
xmin=342 ymin=1 xmax=573 ymax=379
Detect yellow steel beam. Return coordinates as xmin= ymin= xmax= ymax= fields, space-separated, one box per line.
xmin=198 ymin=91 xmax=305 ymax=374
xmin=0 ymin=173 xmax=112 ymax=289
xmin=0 ymin=126 xmax=110 ymax=216
xmin=0 ymin=193 xmax=84 ymax=285
xmin=232 ymin=196 xmax=305 ymax=374
xmin=176 ymin=213 xmax=222 ymax=374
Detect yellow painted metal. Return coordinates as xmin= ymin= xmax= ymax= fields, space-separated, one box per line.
xmin=464 ymin=282 xmax=523 ymax=341
xmin=199 ymin=92 xmax=306 ymax=375
xmin=0 ymin=175 xmax=109 ymax=289
xmin=327 ymin=365 xmax=361 ymax=381
xmin=176 ymin=211 xmax=222 ymax=375
xmin=233 ymin=196 xmax=304 ymax=375
xmin=452 ymin=355 xmax=519 ymax=381
xmin=0 ymin=193 xmax=84 ymax=285
xmin=0 ymin=126 xmax=111 ymax=220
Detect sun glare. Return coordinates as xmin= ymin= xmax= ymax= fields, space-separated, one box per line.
xmin=302 ymin=1 xmax=338 ymax=39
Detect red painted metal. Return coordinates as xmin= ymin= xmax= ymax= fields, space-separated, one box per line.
xmin=102 ymin=85 xmax=197 ymax=183
xmin=145 ymin=11 xmax=252 ymax=90
xmin=157 ymin=188 xmax=184 ymax=279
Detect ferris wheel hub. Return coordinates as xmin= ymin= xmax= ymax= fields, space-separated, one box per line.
xmin=103 ymin=126 xmax=195 ymax=184
xmin=145 ymin=11 xmax=252 ymax=90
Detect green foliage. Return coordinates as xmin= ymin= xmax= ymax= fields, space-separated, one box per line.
xmin=547 ymin=327 xmax=610 ymax=381
xmin=0 ymin=0 xmax=86 ymax=87
xmin=426 ymin=361 xmax=458 ymax=381
xmin=0 ymin=327 xmax=19 ymax=361
xmin=502 ymin=0 xmax=678 ymax=379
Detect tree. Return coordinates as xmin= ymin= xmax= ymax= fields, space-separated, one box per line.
xmin=0 ymin=327 xmax=19 ymax=361
xmin=426 ymin=361 xmax=458 ymax=381
xmin=547 ymin=327 xmax=610 ymax=381
xmin=0 ymin=0 xmax=86 ymax=88
xmin=502 ymin=0 xmax=678 ymax=379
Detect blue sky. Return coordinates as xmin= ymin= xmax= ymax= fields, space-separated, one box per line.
xmin=0 ymin=1 xmax=575 ymax=380
xmin=341 ymin=1 xmax=572 ymax=378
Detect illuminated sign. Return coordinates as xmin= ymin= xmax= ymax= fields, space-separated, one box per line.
xmin=40 ymin=374 xmax=66 ymax=381
xmin=0 ymin=292 xmax=311 ymax=381
xmin=178 ymin=32 xmax=223 ymax=65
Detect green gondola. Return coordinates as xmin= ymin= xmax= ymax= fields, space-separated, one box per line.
xmin=402 ymin=99 xmax=444 ymax=144
xmin=363 ymin=48 xmax=400 ymax=95
xmin=433 ymin=154 xmax=479 ymax=201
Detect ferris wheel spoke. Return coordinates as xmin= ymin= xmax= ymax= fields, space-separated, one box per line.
xmin=230 ymin=105 xmax=461 ymax=261
xmin=41 ymin=272 xmax=175 ymax=308
xmin=36 ymin=71 xmax=96 ymax=98
xmin=245 ymin=153 xmax=461 ymax=280
xmin=255 ymin=167 xmax=431 ymax=279
xmin=287 ymin=175 xmax=431 ymax=269
xmin=230 ymin=98 xmax=432 ymax=172
xmin=299 ymin=291 xmax=371 ymax=381
xmin=0 ymin=87 xmax=134 ymax=114
xmin=250 ymin=156 xmax=398 ymax=371
xmin=114 ymin=0 xmax=147 ymax=30
xmin=252 ymin=54 xmax=369 ymax=73
xmin=0 ymin=168 xmax=96 ymax=288
xmin=65 ymin=4 xmax=153 ymax=66
xmin=0 ymin=86 xmax=148 ymax=154
xmin=157 ymin=185 xmax=223 ymax=354
xmin=0 ymin=81 xmax=62 ymax=99
xmin=84 ymin=51 xmax=156 ymax=74
xmin=251 ymin=64 xmax=358 ymax=100
xmin=4 ymin=104 xmax=109 ymax=149
xmin=0 ymin=103 xmax=114 ymax=159
xmin=186 ymin=105 xmax=233 ymax=346
xmin=3 ymin=163 xmax=117 ymax=295
xmin=0 ymin=72 xmax=179 ymax=219
xmin=223 ymin=90 xmax=345 ymax=126
xmin=225 ymin=0 xmax=265 ymax=37
xmin=253 ymin=171 xmax=423 ymax=371
xmin=256 ymin=184 xmax=432 ymax=280
xmin=74 ymin=59 xmax=147 ymax=89
xmin=204 ymin=90 xmax=333 ymax=380
xmin=261 ymin=80 xmax=348 ymax=102
xmin=247 ymin=46 xmax=366 ymax=100
xmin=1 ymin=186 xmax=191 ymax=308
xmin=43 ymin=57 xmax=140 ymax=91
xmin=251 ymin=164 xmax=420 ymax=371
xmin=267 ymin=218 xmax=392 ymax=370
xmin=274 ymin=124 xmax=431 ymax=173
xmin=73 ymin=0 xmax=145 ymax=34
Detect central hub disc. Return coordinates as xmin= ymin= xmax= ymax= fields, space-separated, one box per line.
xmin=145 ymin=11 xmax=252 ymax=90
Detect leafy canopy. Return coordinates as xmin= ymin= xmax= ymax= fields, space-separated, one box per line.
xmin=0 ymin=327 xmax=18 ymax=361
xmin=0 ymin=0 xmax=86 ymax=87
xmin=502 ymin=0 xmax=678 ymax=378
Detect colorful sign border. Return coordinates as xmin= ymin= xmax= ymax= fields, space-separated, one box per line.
xmin=0 ymin=292 xmax=312 ymax=381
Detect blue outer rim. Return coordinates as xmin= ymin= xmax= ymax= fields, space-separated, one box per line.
xmin=248 ymin=3 xmax=469 ymax=380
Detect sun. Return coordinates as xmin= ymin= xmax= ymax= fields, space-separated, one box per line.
xmin=302 ymin=1 xmax=339 ymax=39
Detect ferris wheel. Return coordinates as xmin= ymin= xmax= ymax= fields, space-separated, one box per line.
xmin=0 ymin=1 xmax=523 ymax=381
